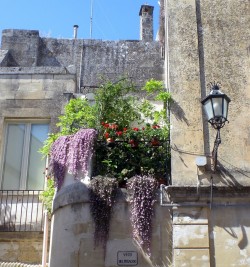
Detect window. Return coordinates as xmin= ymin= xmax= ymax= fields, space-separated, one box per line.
xmin=1 ymin=122 xmax=49 ymax=190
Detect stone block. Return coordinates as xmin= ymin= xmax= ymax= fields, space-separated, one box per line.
xmin=173 ymin=207 xmax=208 ymax=225
xmin=173 ymin=225 xmax=209 ymax=248
xmin=174 ymin=249 xmax=210 ymax=267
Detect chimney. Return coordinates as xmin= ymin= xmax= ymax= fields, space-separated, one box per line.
xmin=73 ymin=25 xmax=79 ymax=39
xmin=139 ymin=5 xmax=154 ymax=41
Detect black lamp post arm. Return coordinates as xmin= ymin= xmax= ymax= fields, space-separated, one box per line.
xmin=212 ymin=129 xmax=221 ymax=172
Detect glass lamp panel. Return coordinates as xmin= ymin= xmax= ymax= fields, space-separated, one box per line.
xmin=2 ymin=124 xmax=25 ymax=190
xmin=223 ymin=99 xmax=228 ymax=119
xmin=27 ymin=124 xmax=49 ymax=190
xmin=212 ymin=97 xmax=223 ymax=117
xmin=203 ymin=99 xmax=214 ymax=120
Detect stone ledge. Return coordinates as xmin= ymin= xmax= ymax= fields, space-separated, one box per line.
xmin=163 ymin=185 xmax=250 ymax=202
xmin=52 ymin=182 xmax=127 ymax=214
xmin=0 ymin=263 xmax=43 ymax=267
xmin=0 ymin=232 xmax=43 ymax=241
xmin=0 ymin=66 xmax=75 ymax=75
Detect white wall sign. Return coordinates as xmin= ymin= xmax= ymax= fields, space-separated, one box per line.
xmin=117 ymin=251 xmax=138 ymax=266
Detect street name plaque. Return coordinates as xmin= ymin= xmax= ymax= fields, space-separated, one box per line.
xmin=117 ymin=251 xmax=138 ymax=266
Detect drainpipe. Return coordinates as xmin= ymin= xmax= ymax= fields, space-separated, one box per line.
xmin=165 ymin=0 xmax=170 ymax=92
xmin=42 ymin=210 xmax=49 ymax=267
xmin=42 ymin=158 xmax=49 ymax=267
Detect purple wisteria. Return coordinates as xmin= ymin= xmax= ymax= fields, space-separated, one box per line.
xmin=67 ymin=128 xmax=97 ymax=176
xmin=89 ymin=176 xmax=118 ymax=252
xmin=127 ymin=175 xmax=158 ymax=255
xmin=49 ymin=129 xmax=97 ymax=190
xmin=49 ymin=135 xmax=70 ymax=190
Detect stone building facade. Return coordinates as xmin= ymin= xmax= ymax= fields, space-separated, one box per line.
xmin=167 ymin=0 xmax=250 ymax=266
xmin=0 ymin=0 xmax=249 ymax=266
xmin=0 ymin=4 xmax=165 ymax=265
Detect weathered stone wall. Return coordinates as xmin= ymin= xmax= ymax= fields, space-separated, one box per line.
xmin=1 ymin=30 xmax=40 ymax=67
xmin=0 ymin=12 xmax=164 ymax=264
xmin=166 ymin=0 xmax=250 ymax=266
xmin=0 ymin=28 xmax=164 ymax=160
xmin=165 ymin=186 xmax=250 ymax=266
xmin=168 ymin=0 xmax=250 ymax=186
xmin=0 ymin=232 xmax=43 ymax=263
xmin=38 ymin=38 xmax=163 ymax=91
xmin=49 ymin=182 xmax=172 ymax=267
xmin=0 ymin=68 xmax=75 ymax=148
xmin=1 ymin=30 xmax=164 ymax=90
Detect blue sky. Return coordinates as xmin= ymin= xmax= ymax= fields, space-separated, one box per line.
xmin=0 ymin=0 xmax=159 ymax=41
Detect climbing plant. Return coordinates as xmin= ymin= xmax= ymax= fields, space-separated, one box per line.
xmin=39 ymin=178 xmax=55 ymax=217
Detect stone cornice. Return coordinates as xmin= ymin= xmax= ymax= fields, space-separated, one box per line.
xmin=162 ymin=185 xmax=250 ymax=203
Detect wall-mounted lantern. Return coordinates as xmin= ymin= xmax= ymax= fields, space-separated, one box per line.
xmin=201 ymin=82 xmax=231 ymax=171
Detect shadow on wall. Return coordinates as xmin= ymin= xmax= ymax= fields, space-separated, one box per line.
xmin=5 ymin=52 xmax=18 ymax=67
xmin=0 ymin=204 xmax=15 ymax=231
xmin=210 ymin=207 xmax=250 ymax=252
xmin=213 ymin=160 xmax=250 ymax=187
xmin=170 ymin=100 xmax=189 ymax=126
xmin=37 ymin=39 xmax=61 ymax=67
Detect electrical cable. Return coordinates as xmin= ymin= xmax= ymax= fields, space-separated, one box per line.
xmin=170 ymin=145 xmax=250 ymax=175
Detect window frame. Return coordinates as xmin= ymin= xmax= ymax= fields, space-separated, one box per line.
xmin=0 ymin=119 xmax=50 ymax=190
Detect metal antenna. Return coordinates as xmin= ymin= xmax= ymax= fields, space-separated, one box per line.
xmin=90 ymin=0 xmax=94 ymax=38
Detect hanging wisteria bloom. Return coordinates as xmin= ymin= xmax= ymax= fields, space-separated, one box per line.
xmin=127 ymin=175 xmax=158 ymax=255
xmin=49 ymin=128 xmax=97 ymax=190
xmin=67 ymin=128 xmax=97 ymax=176
xmin=89 ymin=176 xmax=118 ymax=252
xmin=49 ymin=135 xmax=70 ymax=190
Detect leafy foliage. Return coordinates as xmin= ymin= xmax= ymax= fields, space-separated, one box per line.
xmin=39 ymin=178 xmax=55 ymax=216
xmin=140 ymin=78 xmax=171 ymax=125
xmin=89 ymin=176 xmax=118 ymax=251
xmin=95 ymin=78 xmax=141 ymax=129
xmin=142 ymin=79 xmax=164 ymax=93
xmin=127 ymin=175 xmax=158 ymax=254
xmin=57 ymin=97 xmax=97 ymax=135
xmin=39 ymin=78 xmax=171 ymax=251
xmin=41 ymin=78 xmax=171 ymax=186
xmin=39 ymin=132 xmax=60 ymax=158
xmin=95 ymin=123 xmax=170 ymax=184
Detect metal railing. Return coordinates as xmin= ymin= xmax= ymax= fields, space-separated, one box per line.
xmin=0 ymin=190 xmax=44 ymax=232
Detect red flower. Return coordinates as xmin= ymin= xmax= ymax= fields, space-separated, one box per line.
xmin=152 ymin=125 xmax=160 ymax=129
xmin=116 ymin=131 xmax=123 ymax=136
xmin=103 ymin=123 xmax=109 ymax=128
xmin=104 ymin=132 xmax=109 ymax=139
xmin=151 ymin=138 xmax=160 ymax=146
xmin=107 ymin=138 xmax=115 ymax=143
xmin=123 ymin=127 xmax=128 ymax=132
xmin=129 ymin=139 xmax=139 ymax=148
xmin=110 ymin=124 xmax=118 ymax=129
xmin=133 ymin=127 xmax=139 ymax=131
